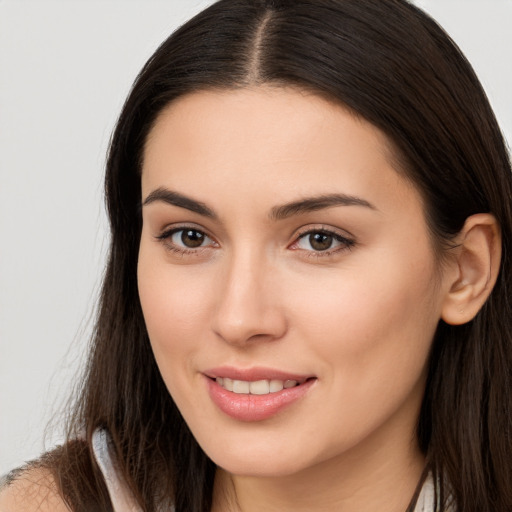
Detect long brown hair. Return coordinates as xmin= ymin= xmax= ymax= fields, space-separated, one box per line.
xmin=51 ymin=1 xmax=512 ymax=511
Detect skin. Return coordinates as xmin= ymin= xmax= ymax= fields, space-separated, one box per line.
xmin=0 ymin=469 xmax=70 ymax=512
xmin=137 ymin=86 xmax=460 ymax=512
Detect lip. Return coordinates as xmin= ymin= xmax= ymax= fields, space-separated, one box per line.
xmin=204 ymin=366 xmax=317 ymax=422
xmin=204 ymin=366 xmax=314 ymax=383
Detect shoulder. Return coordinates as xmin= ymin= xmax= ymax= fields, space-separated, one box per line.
xmin=0 ymin=466 xmax=70 ymax=512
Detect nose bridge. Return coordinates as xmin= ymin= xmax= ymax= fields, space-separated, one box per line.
xmin=212 ymin=242 xmax=286 ymax=345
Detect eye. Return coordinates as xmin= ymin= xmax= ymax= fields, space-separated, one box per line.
xmin=155 ymin=226 xmax=217 ymax=254
xmin=172 ymin=228 xmax=210 ymax=248
xmin=291 ymin=228 xmax=355 ymax=255
xmin=299 ymin=232 xmax=336 ymax=251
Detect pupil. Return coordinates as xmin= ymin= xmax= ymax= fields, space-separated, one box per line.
xmin=310 ymin=232 xmax=333 ymax=251
xmin=182 ymin=230 xmax=204 ymax=248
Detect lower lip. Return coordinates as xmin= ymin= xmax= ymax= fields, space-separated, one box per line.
xmin=206 ymin=377 xmax=316 ymax=422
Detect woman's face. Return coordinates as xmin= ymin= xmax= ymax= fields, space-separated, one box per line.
xmin=138 ymin=87 xmax=451 ymax=477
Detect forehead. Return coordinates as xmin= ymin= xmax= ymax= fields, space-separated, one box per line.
xmin=141 ymin=86 xmax=421 ymax=217
xmin=143 ymin=86 xmax=395 ymax=166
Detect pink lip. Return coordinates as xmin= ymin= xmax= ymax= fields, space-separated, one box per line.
xmin=203 ymin=366 xmax=317 ymax=422
xmin=204 ymin=366 xmax=313 ymax=383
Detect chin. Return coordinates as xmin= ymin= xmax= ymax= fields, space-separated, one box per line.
xmin=198 ymin=434 xmax=322 ymax=478
xmin=216 ymin=458 xmax=309 ymax=478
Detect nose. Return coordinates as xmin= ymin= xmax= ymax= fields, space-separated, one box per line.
xmin=211 ymin=249 xmax=287 ymax=346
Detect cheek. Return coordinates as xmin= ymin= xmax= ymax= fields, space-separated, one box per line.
xmin=278 ymin=260 xmax=439 ymax=456
xmin=288 ymin=248 xmax=440 ymax=394
xmin=137 ymin=246 xmax=213 ymax=375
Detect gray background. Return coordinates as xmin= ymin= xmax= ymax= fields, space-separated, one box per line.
xmin=1 ymin=0 xmax=511 ymax=476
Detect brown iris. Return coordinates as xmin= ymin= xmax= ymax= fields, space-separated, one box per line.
xmin=181 ymin=229 xmax=205 ymax=248
xmin=309 ymin=232 xmax=334 ymax=251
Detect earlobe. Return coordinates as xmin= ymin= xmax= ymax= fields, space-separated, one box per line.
xmin=441 ymin=213 xmax=502 ymax=326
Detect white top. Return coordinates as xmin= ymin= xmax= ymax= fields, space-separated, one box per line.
xmin=92 ymin=429 xmax=438 ymax=512
xmin=91 ymin=430 xmax=142 ymax=512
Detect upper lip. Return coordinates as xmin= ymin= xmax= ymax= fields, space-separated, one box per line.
xmin=203 ymin=366 xmax=315 ymax=383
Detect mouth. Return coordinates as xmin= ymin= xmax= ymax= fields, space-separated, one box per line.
xmin=204 ymin=367 xmax=317 ymax=421
xmin=213 ymin=376 xmax=308 ymax=395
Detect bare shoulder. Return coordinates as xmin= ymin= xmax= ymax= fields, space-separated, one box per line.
xmin=0 ymin=466 xmax=70 ymax=512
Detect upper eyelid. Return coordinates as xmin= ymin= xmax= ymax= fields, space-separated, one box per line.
xmin=157 ymin=223 xmax=214 ymax=239
xmin=293 ymin=224 xmax=355 ymax=240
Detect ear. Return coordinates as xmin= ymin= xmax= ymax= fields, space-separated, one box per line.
xmin=441 ymin=213 xmax=501 ymax=325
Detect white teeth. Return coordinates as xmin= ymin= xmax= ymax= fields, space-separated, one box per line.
xmin=232 ymin=380 xmax=250 ymax=394
xmin=215 ymin=377 xmax=300 ymax=394
xmin=269 ymin=380 xmax=284 ymax=392
xmin=223 ymin=377 xmax=233 ymax=391
xmin=249 ymin=380 xmax=270 ymax=395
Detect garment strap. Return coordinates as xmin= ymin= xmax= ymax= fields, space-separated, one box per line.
xmin=91 ymin=429 xmax=142 ymax=512
xmin=414 ymin=474 xmax=435 ymax=511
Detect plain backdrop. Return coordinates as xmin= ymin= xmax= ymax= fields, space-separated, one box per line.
xmin=1 ymin=0 xmax=511 ymax=476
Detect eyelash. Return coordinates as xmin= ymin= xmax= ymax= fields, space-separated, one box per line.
xmin=155 ymin=225 xmax=355 ymax=258
xmin=290 ymin=226 xmax=356 ymax=258
xmin=155 ymin=225 xmax=217 ymax=256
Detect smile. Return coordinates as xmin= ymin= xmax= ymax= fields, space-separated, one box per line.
xmin=215 ymin=377 xmax=301 ymax=395
xmin=205 ymin=370 xmax=317 ymax=421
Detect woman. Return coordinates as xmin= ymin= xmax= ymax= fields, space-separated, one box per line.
xmin=1 ymin=0 xmax=511 ymax=511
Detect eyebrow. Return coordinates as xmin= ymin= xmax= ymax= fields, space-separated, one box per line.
xmin=142 ymin=187 xmax=375 ymax=220
xmin=142 ymin=187 xmax=217 ymax=219
xmin=269 ymin=194 xmax=376 ymax=220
